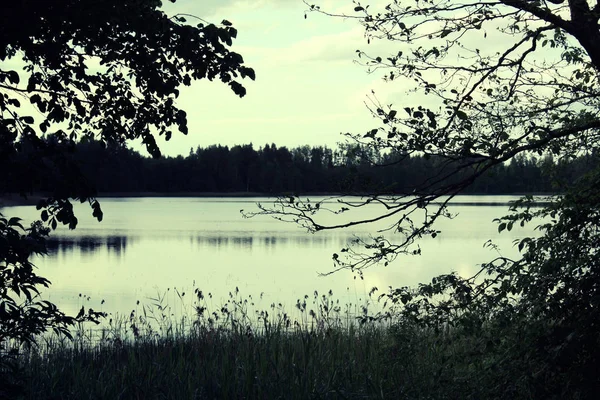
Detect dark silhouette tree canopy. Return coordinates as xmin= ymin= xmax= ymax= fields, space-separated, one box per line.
xmin=1 ymin=0 xmax=255 ymax=228
xmin=0 ymin=0 xmax=254 ymax=349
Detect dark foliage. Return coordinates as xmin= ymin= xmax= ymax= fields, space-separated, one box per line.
xmin=0 ymin=0 xmax=254 ymax=376
xmin=247 ymin=0 xmax=600 ymax=395
xmin=5 ymin=137 xmax=597 ymax=196
xmin=1 ymin=0 xmax=254 ymax=229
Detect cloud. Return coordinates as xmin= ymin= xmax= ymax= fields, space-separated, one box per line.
xmin=162 ymin=0 xmax=309 ymax=20
xmin=271 ymin=26 xmax=365 ymax=64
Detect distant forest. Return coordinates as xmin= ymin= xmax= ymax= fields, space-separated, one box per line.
xmin=4 ymin=136 xmax=599 ymax=195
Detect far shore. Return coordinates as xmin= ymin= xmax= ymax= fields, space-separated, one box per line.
xmin=1 ymin=191 xmax=556 ymax=208
xmin=0 ymin=192 xmax=272 ymax=207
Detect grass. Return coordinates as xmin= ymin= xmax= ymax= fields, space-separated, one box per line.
xmin=1 ymin=288 xmax=595 ymax=399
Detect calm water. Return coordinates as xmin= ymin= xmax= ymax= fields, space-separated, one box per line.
xmin=2 ymin=196 xmax=536 ymax=317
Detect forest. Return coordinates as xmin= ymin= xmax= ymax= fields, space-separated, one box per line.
xmin=4 ymin=135 xmax=597 ymax=196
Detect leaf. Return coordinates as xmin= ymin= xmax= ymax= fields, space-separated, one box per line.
xmin=241 ymin=67 xmax=256 ymax=81
xmin=7 ymin=70 xmax=19 ymax=84
xmin=354 ymin=6 xmax=364 ymax=11
xmin=8 ymin=217 xmax=23 ymax=228
xmin=21 ymin=116 xmax=34 ymax=124
xmin=456 ymin=110 xmax=468 ymax=120
xmin=229 ymin=81 xmax=246 ymax=97
xmin=498 ymin=222 xmax=506 ymax=233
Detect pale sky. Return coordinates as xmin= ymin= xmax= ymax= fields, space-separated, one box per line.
xmin=152 ymin=0 xmax=399 ymax=156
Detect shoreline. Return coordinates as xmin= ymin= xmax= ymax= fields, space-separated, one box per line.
xmin=1 ymin=191 xmax=557 ymax=208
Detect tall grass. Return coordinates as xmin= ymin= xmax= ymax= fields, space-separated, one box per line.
xmin=2 ymin=287 xmax=591 ymax=399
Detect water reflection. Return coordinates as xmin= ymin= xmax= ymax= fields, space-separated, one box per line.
xmin=199 ymin=235 xmax=254 ymax=249
xmin=44 ymin=231 xmax=382 ymax=259
xmin=2 ymin=196 xmax=538 ymax=318
xmin=192 ymin=234 xmax=347 ymax=250
xmin=45 ymin=233 xmax=347 ymax=257
xmin=46 ymin=235 xmax=130 ymax=256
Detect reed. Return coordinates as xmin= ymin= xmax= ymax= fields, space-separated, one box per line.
xmin=2 ymin=288 xmax=585 ymax=399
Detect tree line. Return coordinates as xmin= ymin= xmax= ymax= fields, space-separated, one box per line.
xmin=3 ymin=135 xmax=597 ymax=196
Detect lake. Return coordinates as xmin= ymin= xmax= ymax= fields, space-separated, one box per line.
xmin=2 ymin=196 xmax=537 ymax=318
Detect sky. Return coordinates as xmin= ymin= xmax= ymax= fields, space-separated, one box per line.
xmin=153 ymin=0 xmax=399 ymax=156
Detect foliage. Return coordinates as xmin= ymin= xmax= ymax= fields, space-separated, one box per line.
xmin=251 ymin=0 xmax=600 ymax=392
xmin=8 ymin=137 xmax=591 ymax=195
xmin=273 ymin=0 xmax=600 ymax=260
xmin=0 ymin=0 xmax=254 ymax=355
xmin=8 ymin=288 xmax=592 ymax=399
xmin=1 ymin=0 xmax=254 ymax=228
xmin=0 ymin=215 xmax=104 ymax=399
xmin=0 ymin=216 xmax=87 ymax=347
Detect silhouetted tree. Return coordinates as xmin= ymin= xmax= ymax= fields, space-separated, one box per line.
xmin=0 ymin=0 xmax=254 ymax=361
xmin=251 ymin=0 xmax=600 ymax=395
